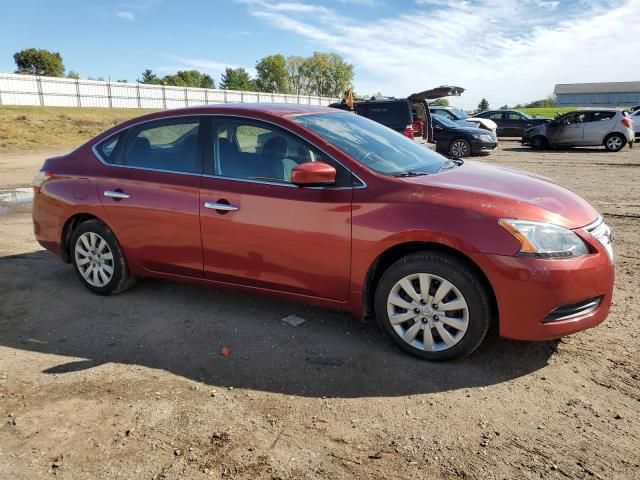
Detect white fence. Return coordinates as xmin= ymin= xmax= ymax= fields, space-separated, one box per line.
xmin=0 ymin=73 xmax=339 ymax=109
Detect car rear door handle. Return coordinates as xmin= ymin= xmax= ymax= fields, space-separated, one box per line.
xmin=104 ymin=190 xmax=130 ymax=200
xmin=204 ymin=201 xmax=238 ymax=212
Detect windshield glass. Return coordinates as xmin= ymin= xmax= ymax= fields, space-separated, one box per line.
xmin=450 ymin=108 xmax=469 ymax=119
xmin=432 ymin=114 xmax=460 ymax=129
xmin=292 ymin=112 xmax=447 ymax=175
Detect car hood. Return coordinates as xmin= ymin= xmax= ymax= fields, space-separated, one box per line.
xmin=405 ymin=160 xmax=599 ymax=228
xmin=449 ymin=124 xmax=495 ymax=136
xmin=523 ymin=123 xmax=549 ymax=135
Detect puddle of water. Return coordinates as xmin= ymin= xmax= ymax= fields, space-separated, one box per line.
xmin=0 ymin=187 xmax=34 ymax=205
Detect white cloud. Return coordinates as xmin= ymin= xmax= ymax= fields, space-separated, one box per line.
xmin=158 ymin=56 xmax=257 ymax=78
xmin=241 ymin=0 xmax=640 ymax=108
xmin=115 ymin=10 xmax=136 ymax=21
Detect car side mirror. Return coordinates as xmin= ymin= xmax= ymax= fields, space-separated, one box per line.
xmin=291 ymin=161 xmax=336 ymax=186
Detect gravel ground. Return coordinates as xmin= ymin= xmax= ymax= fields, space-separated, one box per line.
xmin=0 ymin=142 xmax=638 ymax=479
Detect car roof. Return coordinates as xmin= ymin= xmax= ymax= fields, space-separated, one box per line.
xmin=122 ymin=103 xmax=337 ymax=125
xmin=182 ymin=103 xmax=334 ymax=117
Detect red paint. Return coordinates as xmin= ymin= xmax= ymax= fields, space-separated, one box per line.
xmin=290 ymin=161 xmax=336 ymax=185
xmin=32 ymin=104 xmax=615 ymax=342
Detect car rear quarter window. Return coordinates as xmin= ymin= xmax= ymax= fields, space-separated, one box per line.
xmin=95 ymin=134 xmax=122 ymax=163
xmin=121 ymin=118 xmax=201 ymax=174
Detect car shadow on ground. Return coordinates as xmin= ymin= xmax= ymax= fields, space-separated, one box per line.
xmin=501 ymin=146 xmax=611 ymax=154
xmin=0 ymin=251 xmax=557 ymax=398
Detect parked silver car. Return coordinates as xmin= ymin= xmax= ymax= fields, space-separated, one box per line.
xmin=522 ymin=109 xmax=634 ymax=151
xmin=629 ymin=108 xmax=640 ymax=139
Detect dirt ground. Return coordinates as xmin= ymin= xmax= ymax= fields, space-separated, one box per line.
xmin=0 ymin=142 xmax=638 ymax=479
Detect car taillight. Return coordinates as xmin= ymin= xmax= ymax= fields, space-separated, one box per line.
xmin=621 ymin=118 xmax=632 ymax=128
xmin=32 ymin=170 xmax=51 ymax=193
xmin=411 ymin=120 xmax=423 ymax=136
xmin=403 ymin=125 xmax=414 ymax=139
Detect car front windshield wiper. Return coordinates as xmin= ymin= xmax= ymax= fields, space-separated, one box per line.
xmin=439 ymin=157 xmax=464 ymax=171
xmin=391 ymin=170 xmax=428 ymax=177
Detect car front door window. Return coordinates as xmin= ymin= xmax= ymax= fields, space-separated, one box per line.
xmin=211 ymin=120 xmax=351 ymax=186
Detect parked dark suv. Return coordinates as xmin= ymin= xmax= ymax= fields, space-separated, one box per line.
xmin=329 ymin=86 xmax=465 ymax=144
xmin=474 ymin=110 xmax=551 ymax=137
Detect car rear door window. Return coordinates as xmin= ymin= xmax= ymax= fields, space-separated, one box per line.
xmin=487 ymin=112 xmax=504 ymax=120
xmin=585 ymin=111 xmax=616 ymax=122
xmin=209 ymin=119 xmax=352 ymax=186
xmin=120 ymin=118 xmax=201 ymax=174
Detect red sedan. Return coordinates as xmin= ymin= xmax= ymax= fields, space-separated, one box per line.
xmin=32 ymin=104 xmax=615 ymax=360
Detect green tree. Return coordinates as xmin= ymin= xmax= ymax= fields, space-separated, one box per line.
xmin=14 ymin=48 xmax=64 ymax=76
xmin=255 ymin=54 xmax=289 ymax=93
xmin=477 ymin=98 xmax=490 ymax=112
xmin=325 ymin=53 xmax=353 ymax=98
xmin=499 ymin=104 xmax=509 ymax=109
xmin=286 ymin=55 xmax=307 ymax=94
xmin=66 ymin=70 xmax=81 ymax=80
xmin=161 ymin=70 xmax=215 ymax=88
xmin=430 ymin=98 xmax=450 ymax=107
xmin=139 ymin=69 xmax=161 ymax=84
xmin=220 ymin=67 xmax=255 ymax=91
xmin=302 ymin=52 xmax=353 ymax=97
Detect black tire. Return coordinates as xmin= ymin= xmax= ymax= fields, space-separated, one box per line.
xmin=448 ymin=138 xmax=471 ymax=157
xmin=530 ymin=136 xmax=548 ymax=150
xmin=603 ymin=133 xmax=626 ymax=152
xmin=374 ymin=251 xmax=491 ymax=361
xmin=70 ymin=219 xmax=135 ymax=295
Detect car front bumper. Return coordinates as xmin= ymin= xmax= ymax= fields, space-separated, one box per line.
xmin=470 ymin=140 xmax=498 ymax=155
xmin=469 ymin=231 xmax=615 ymax=341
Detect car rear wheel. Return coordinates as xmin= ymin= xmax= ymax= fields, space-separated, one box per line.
xmin=449 ymin=139 xmax=471 ymax=157
xmin=374 ymin=251 xmax=491 ymax=361
xmin=604 ymin=133 xmax=625 ymax=152
xmin=70 ymin=219 xmax=135 ymax=295
xmin=530 ymin=136 xmax=548 ymax=150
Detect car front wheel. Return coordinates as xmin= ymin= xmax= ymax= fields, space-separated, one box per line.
xmin=604 ymin=133 xmax=625 ymax=152
xmin=374 ymin=251 xmax=491 ymax=361
xmin=530 ymin=136 xmax=548 ymax=150
xmin=449 ymin=139 xmax=471 ymax=157
xmin=70 ymin=219 xmax=135 ymax=295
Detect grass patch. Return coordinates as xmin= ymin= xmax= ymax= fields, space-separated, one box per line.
xmin=0 ymin=106 xmax=158 ymax=153
xmin=519 ymin=107 xmax=576 ymax=119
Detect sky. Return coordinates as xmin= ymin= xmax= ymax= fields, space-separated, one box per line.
xmin=1 ymin=0 xmax=639 ymax=109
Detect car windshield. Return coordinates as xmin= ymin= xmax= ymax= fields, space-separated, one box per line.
xmin=450 ymin=108 xmax=469 ymax=119
xmin=433 ymin=114 xmax=460 ymax=129
xmin=292 ymin=112 xmax=447 ymax=176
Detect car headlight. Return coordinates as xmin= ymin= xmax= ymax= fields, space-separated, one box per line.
xmin=498 ymin=219 xmax=589 ymax=258
xmin=472 ymin=133 xmax=495 ymax=142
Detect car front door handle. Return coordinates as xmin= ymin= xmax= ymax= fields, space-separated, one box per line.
xmin=204 ymin=201 xmax=238 ymax=212
xmin=104 ymin=190 xmax=130 ymax=200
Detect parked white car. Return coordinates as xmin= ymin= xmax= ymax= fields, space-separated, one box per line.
xmin=522 ymin=109 xmax=634 ymax=151
xmin=429 ymin=106 xmax=497 ymax=133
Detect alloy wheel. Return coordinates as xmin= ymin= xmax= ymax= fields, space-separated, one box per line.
xmin=74 ymin=232 xmax=115 ymax=288
xmin=606 ymin=136 xmax=623 ymax=151
xmin=450 ymin=140 xmax=469 ymax=157
xmin=386 ymin=273 xmax=469 ymax=352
